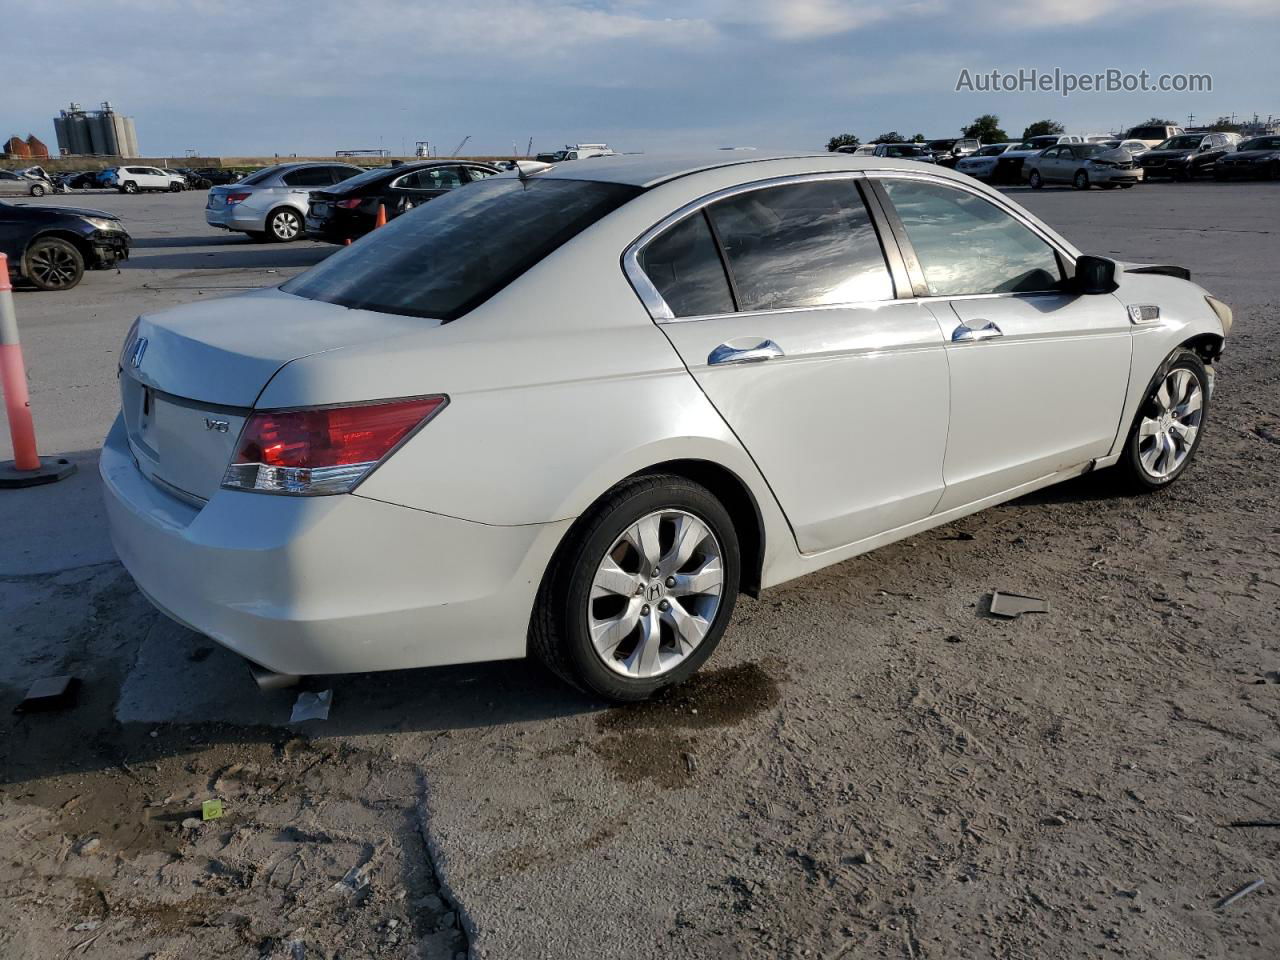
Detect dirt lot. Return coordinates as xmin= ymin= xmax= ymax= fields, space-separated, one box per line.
xmin=0 ymin=181 xmax=1277 ymax=959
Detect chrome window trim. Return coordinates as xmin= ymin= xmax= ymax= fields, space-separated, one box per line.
xmin=622 ymin=168 xmax=1079 ymax=325
xmin=623 ymin=171 xmax=894 ymax=324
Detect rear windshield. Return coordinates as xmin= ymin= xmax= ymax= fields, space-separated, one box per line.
xmin=238 ymin=164 xmax=286 ymax=185
xmin=1240 ymin=137 xmax=1280 ymax=151
xmin=282 ymin=177 xmax=640 ymax=321
xmin=1159 ymin=136 xmax=1203 ymax=150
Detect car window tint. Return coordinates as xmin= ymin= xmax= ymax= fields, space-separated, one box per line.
xmin=706 ymin=179 xmax=893 ymax=310
xmin=282 ymin=178 xmax=640 ymax=322
xmin=880 ymin=179 xmax=1062 ymax=296
xmin=283 ymin=167 xmax=336 ymax=187
xmin=639 ymin=212 xmax=734 ymax=318
xmin=329 ymin=167 xmax=360 ymax=183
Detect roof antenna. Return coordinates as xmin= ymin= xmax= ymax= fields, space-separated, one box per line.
xmin=515 ymin=159 xmax=528 ymax=183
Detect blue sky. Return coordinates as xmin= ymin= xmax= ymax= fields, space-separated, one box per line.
xmin=7 ymin=0 xmax=1278 ymax=156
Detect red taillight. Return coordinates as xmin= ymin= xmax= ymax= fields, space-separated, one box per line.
xmin=222 ymin=396 xmax=446 ymax=495
xmin=225 ymin=192 xmax=250 ymax=205
xmin=335 ymin=197 xmax=363 ymax=209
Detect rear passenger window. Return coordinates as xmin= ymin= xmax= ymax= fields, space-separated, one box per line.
xmin=283 ymin=167 xmax=336 ymax=187
xmin=880 ymin=178 xmax=1062 ymax=297
xmin=640 ymin=212 xmax=734 ymax=318
xmin=707 ymin=180 xmax=894 ymax=310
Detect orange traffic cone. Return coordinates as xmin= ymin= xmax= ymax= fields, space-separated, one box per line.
xmin=374 ymin=204 xmax=387 ymax=229
xmin=344 ymin=238 xmax=352 ymax=245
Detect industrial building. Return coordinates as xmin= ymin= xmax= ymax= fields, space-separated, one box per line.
xmin=2 ymin=135 xmax=49 ymax=159
xmin=52 ymin=102 xmax=140 ymax=157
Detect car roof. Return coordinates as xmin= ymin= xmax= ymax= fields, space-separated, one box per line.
xmin=535 ymin=152 xmax=834 ymax=188
xmin=534 ymin=151 xmax=985 ymax=190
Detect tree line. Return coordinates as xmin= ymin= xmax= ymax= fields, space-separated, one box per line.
xmin=825 ymin=115 xmax=1183 ymax=152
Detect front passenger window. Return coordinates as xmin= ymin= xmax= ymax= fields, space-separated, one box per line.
xmin=880 ymin=179 xmax=1062 ymax=297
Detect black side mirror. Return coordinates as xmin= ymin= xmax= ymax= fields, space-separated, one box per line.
xmin=1074 ymin=255 xmax=1118 ymax=294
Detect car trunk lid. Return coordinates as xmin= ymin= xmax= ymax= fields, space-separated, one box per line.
xmin=121 ymin=286 xmax=426 ymax=501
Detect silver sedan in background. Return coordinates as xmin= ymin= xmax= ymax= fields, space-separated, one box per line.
xmin=1024 ymin=143 xmax=1144 ymax=190
xmin=205 ymin=162 xmax=364 ymax=241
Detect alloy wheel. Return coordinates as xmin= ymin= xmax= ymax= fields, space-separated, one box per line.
xmin=587 ymin=509 xmax=724 ymax=679
xmin=1138 ymin=368 xmax=1203 ymax=479
xmin=28 ymin=244 xmax=81 ymax=289
xmin=272 ymin=210 xmax=301 ymax=240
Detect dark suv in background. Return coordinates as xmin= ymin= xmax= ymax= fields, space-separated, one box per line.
xmin=1140 ymin=133 xmax=1238 ymax=180
xmin=305 ymin=161 xmax=500 ymax=243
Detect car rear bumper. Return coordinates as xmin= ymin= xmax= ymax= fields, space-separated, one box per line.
xmin=101 ymin=414 xmax=565 ymax=675
xmin=205 ymin=205 xmax=265 ymax=232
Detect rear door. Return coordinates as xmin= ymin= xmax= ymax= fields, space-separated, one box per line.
xmin=872 ymin=174 xmax=1131 ymax=511
xmin=631 ymin=174 xmax=951 ymax=554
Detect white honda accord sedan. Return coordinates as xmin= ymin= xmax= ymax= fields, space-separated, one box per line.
xmin=102 ymin=153 xmax=1232 ymax=701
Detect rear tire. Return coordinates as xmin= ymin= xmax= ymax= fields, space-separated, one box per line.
xmin=1028 ymin=170 xmax=1043 ymax=189
xmin=266 ymin=207 xmax=302 ymax=242
xmin=1113 ymin=350 xmax=1209 ymax=492
xmin=531 ymin=474 xmax=741 ymax=702
xmin=25 ymin=237 xmax=85 ymax=291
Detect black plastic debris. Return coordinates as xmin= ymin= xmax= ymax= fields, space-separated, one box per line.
xmin=989 ymin=592 xmax=1051 ymax=619
xmin=14 ymin=675 xmax=79 ymax=713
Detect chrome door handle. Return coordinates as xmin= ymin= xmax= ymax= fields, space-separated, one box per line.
xmin=951 ymin=321 xmax=1003 ymax=343
xmin=708 ymin=340 xmax=784 ymax=365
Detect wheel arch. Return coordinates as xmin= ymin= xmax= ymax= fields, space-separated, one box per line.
xmin=23 ymin=229 xmax=91 ymax=274
xmin=1179 ymin=331 xmax=1224 ymax=363
xmin=631 ymin=458 xmax=765 ymax=597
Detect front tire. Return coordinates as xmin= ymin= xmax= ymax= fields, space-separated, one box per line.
xmin=30 ymin=184 xmax=46 ymax=197
xmin=169 ymin=181 xmax=183 ymax=192
xmin=1073 ymin=170 xmax=1090 ymax=190
xmin=531 ymin=475 xmax=741 ymax=702
xmin=121 ymin=181 xmax=138 ymax=194
xmin=1028 ymin=170 xmax=1043 ymax=189
xmin=1114 ymin=350 xmax=1209 ymax=492
xmin=25 ymin=237 xmax=85 ymax=291
xmin=266 ymin=207 xmax=302 ymax=242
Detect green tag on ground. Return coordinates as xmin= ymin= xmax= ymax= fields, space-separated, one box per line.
xmin=202 ymin=799 xmax=224 ymax=821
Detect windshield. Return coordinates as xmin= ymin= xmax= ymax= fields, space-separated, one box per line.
xmin=282 ymin=178 xmax=640 ymax=322
xmin=975 ymin=145 xmax=1007 ymax=156
xmin=1127 ymin=127 xmax=1169 ymax=140
xmin=926 ymin=140 xmax=956 ymax=151
xmin=1158 ymin=136 xmax=1204 ymax=150
xmin=1078 ymin=144 xmax=1107 ymax=156
xmin=1240 ymin=137 xmax=1280 ymax=151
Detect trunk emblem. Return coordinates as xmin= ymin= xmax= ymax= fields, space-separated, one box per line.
xmin=129 ymin=337 xmax=148 ymax=369
xmin=204 ymin=418 xmax=230 ymax=433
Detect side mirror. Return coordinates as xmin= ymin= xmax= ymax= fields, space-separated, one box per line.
xmin=1074 ymin=255 xmax=1118 ymax=294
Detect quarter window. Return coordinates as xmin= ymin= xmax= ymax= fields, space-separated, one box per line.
xmin=880 ymin=179 xmax=1062 ymax=297
xmin=706 ymin=180 xmax=894 ymax=310
xmin=639 ymin=212 xmax=734 ymax=318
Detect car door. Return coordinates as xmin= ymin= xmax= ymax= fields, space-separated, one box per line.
xmin=631 ymin=174 xmax=951 ymax=554
xmin=1042 ymin=147 xmax=1070 ymax=181
xmin=0 ymin=172 xmax=23 ymax=197
xmin=873 ymin=175 xmax=1131 ymax=512
xmin=387 ymin=165 xmax=465 ymax=215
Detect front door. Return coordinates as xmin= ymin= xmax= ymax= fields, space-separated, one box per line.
xmin=387 ymin=165 xmax=465 ymax=216
xmin=875 ymin=175 xmax=1132 ymax=512
xmin=632 ymin=175 xmax=951 ymax=554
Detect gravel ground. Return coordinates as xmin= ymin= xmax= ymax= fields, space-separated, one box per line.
xmin=0 ymin=179 xmax=1276 ymax=960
